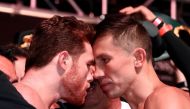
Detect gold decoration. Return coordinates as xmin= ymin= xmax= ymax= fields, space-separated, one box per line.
xmin=174 ymin=25 xmax=190 ymax=37
xmin=20 ymin=34 xmax=33 ymax=49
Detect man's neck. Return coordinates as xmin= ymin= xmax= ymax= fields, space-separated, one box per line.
xmin=81 ymin=99 xmax=121 ymax=109
xmin=107 ymin=99 xmax=121 ymax=109
xmin=15 ymin=67 xmax=61 ymax=109
xmin=123 ymin=65 xmax=162 ymax=109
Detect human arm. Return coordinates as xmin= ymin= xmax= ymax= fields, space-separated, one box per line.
xmin=120 ymin=5 xmax=156 ymax=22
xmin=143 ymin=0 xmax=154 ymax=7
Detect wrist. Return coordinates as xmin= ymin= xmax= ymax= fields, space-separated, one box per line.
xmin=176 ymin=81 xmax=189 ymax=91
xmin=158 ymin=24 xmax=173 ymax=37
xmin=152 ymin=17 xmax=164 ymax=29
xmin=152 ymin=17 xmax=173 ymax=37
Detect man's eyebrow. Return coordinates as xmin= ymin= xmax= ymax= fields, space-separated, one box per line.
xmin=95 ymin=54 xmax=110 ymax=60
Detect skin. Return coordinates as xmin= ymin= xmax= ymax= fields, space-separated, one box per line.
xmin=93 ymin=6 xmax=190 ymax=108
xmin=93 ymin=35 xmax=136 ymax=98
xmin=14 ymin=56 xmax=26 ymax=82
xmin=0 ymin=55 xmax=27 ymax=83
xmin=60 ymin=42 xmax=94 ymax=105
xmin=0 ymin=55 xmax=17 ymax=82
xmin=93 ymin=33 xmax=190 ymax=109
xmin=79 ymin=80 xmax=123 ymax=109
xmin=119 ymin=5 xmax=156 ymax=22
xmin=14 ymin=42 xmax=94 ymax=109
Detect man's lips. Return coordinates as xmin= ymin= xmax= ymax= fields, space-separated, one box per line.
xmin=99 ymin=80 xmax=112 ymax=91
xmin=100 ymin=79 xmax=112 ymax=86
xmin=100 ymin=82 xmax=110 ymax=88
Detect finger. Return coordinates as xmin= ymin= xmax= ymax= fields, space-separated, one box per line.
xmin=119 ymin=6 xmax=134 ymax=14
xmin=128 ymin=6 xmax=143 ymax=14
xmin=131 ymin=5 xmax=156 ymax=21
xmin=120 ymin=6 xmax=142 ymax=15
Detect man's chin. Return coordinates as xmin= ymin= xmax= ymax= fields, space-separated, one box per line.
xmin=63 ymin=96 xmax=84 ymax=106
xmin=72 ymin=97 xmax=86 ymax=106
xmin=84 ymin=97 xmax=99 ymax=106
xmin=102 ymin=90 xmax=119 ymax=99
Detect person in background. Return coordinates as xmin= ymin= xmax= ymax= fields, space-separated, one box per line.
xmin=0 ymin=44 xmax=28 ymax=82
xmin=57 ymin=80 xmax=131 ymax=109
xmin=93 ymin=12 xmax=190 ymax=109
xmin=153 ymin=58 xmax=177 ymax=86
xmin=0 ymin=44 xmax=29 ymax=82
xmin=0 ymin=47 xmax=35 ymax=109
xmin=0 ymin=47 xmax=17 ymax=82
xmin=153 ymin=58 xmax=188 ymax=91
xmin=78 ymin=80 xmax=131 ymax=109
xmin=80 ymin=81 xmax=130 ymax=109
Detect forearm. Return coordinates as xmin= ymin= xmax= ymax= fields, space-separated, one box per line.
xmin=162 ymin=31 xmax=190 ymax=90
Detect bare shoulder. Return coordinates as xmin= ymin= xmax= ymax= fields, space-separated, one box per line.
xmin=14 ymin=83 xmax=45 ymax=109
xmin=144 ymin=86 xmax=190 ymax=109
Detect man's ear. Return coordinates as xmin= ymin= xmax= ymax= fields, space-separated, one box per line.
xmin=58 ymin=51 xmax=73 ymax=72
xmin=132 ymin=48 xmax=146 ymax=68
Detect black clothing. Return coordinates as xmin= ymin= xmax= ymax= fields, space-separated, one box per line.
xmin=151 ymin=36 xmax=166 ymax=58
xmin=162 ymin=31 xmax=190 ymax=91
xmin=56 ymin=102 xmax=78 ymax=109
xmin=0 ymin=71 xmax=35 ymax=109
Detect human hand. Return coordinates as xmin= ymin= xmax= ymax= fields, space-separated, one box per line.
xmin=120 ymin=5 xmax=156 ymax=22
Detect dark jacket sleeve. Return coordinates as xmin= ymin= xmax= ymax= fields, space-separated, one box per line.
xmin=0 ymin=71 xmax=36 ymax=109
xmin=162 ymin=31 xmax=190 ymax=90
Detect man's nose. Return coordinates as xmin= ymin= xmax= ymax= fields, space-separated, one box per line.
xmin=87 ymin=66 xmax=95 ymax=83
xmin=93 ymin=67 xmax=105 ymax=80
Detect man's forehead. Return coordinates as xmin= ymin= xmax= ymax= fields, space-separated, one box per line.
xmin=93 ymin=39 xmax=127 ymax=61
xmin=84 ymin=42 xmax=93 ymax=53
xmin=93 ymin=44 xmax=113 ymax=60
xmin=80 ymin=42 xmax=94 ymax=59
xmin=93 ymin=36 xmax=115 ymax=54
xmin=94 ymin=34 xmax=113 ymax=44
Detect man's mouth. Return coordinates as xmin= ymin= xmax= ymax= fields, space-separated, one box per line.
xmin=99 ymin=79 xmax=112 ymax=91
xmin=87 ymin=80 xmax=98 ymax=92
xmin=100 ymin=79 xmax=111 ymax=86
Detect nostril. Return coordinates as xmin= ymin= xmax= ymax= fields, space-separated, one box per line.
xmin=93 ymin=69 xmax=105 ymax=80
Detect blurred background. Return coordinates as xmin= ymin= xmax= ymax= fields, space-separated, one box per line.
xmin=0 ymin=0 xmax=190 ymax=45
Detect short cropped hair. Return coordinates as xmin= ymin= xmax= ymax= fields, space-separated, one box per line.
xmin=25 ymin=15 xmax=95 ymax=71
xmin=95 ymin=13 xmax=152 ymax=61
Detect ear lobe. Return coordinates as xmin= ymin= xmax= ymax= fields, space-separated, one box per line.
xmin=133 ymin=48 xmax=146 ymax=67
xmin=58 ymin=51 xmax=73 ymax=72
